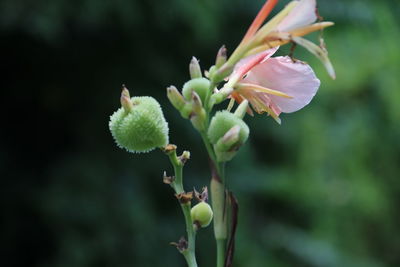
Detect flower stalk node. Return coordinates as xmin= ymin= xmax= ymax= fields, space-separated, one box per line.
xmin=175 ymin=191 xmax=194 ymax=204
xmin=194 ymin=187 xmax=209 ymax=202
xmin=170 ymin=237 xmax=189 ymax=253
xmin=179 ymin=151 xmax=191 ymax=165
xmin=163 ymin=171 xmax=175 ymax=185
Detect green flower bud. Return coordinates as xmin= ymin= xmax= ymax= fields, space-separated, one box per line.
xmin=191 ymin=201 xmax=213 ymax=228
xmin=109 ymin=90 xmax=169 ymax=153
xmin=189 ymin=57 xmax=202 ymax=79
xmin=190 ymin=91 xmax=206 ymax=131
xmin=182 ymin=77 xmax=210 ymax=104
xmin=180 ymin=102 xmax=193 ymax=119
xmin=207 ymin=111 xmax=249 ymax=162
xmin=215 ymin=45 xmax=227 ymax=68
xmin=233 ymin=100 xmax=249 ymax=119
xmin=167 ymin=85 xmax=185 ymax=111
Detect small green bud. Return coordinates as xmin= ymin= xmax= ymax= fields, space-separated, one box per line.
xmin=216 ymin=125 xmax=241 ymax=150
xmin=233 ymin=100 xmax=249 ymax=119
xmin=215 ymin=45 xmax=227 ymax=68
xmin=214 ymin=125 xmax=241 ymax=162
xmin=207 ymin=111 xmax=249 ymax=162
xmin=191 ymin=201 xmax=213 ymax=228
xmin=120 ymin=85 xmax=133 ymax=111
xmin=167 ymin=85 xmax=186 ymax=110
xmin=208 ymin=111 xmax=249 ymax=144
xmin=206 ymin=65 xmax=217 ymax=79
xmin=190 ymin=91 xmax=206 ymax=131
xmin=180 ymin=102 xmax=193 ymax=119
xmin=109 ymin=89 xmax=169 ymax=153
xmin=189 ymin=57 xmax=202 ymax=79
xmin=182 ymin=77 xmax=210 ymax=104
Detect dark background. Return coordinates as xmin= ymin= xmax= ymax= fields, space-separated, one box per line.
xmin=1 ymin=0 xmax=400 ymax=266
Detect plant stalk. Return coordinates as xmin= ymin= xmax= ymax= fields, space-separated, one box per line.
xmin=167 ymin=149 xmax=198 ymax=267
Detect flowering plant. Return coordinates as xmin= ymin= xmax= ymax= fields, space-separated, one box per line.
xmin=109 ymin=0 xmax=334 ymax=266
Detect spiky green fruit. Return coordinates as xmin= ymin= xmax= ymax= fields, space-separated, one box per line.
xmin=191 ymin=201 xmax=213 ymax=228
xmin=109 ymin=96 xmax=169 ymax=153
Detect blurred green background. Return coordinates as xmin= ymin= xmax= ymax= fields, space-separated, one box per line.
xmin=1 ymin=0 xmax=400 ymax=266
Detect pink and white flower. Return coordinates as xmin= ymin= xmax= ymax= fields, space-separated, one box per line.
xmin=224 ymin=0 xmax=335 ymax=81
xmin=228 ymin=47 xmax=320 ymax=124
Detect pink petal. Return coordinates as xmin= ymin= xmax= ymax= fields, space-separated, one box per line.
xmin=243 ymin=56 xmax=320 ymax=113
xmin=231 ymin=47 xmax=279 ymax=78
xmin=277 ymin=0 xmax=317 ymax=32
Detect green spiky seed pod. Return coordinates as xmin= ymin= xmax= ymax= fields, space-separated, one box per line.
xmin=182 ymin=77 xmax=210 ymax=104
xmin=109 ymin=94 xmax=169 ymax=153
xmin=207 ymin=110 xmax=249 ymax=162
xmin=191 ymin=201 xmax=213 ymax=228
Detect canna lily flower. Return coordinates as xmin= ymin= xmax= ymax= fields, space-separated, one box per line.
xmin=218 ymin=0 xmax=335 ymax=81
xmin=226 ymin=47 xmax=320 ymax=124
xmin=252 ymin=0 xmax=336 ymax=79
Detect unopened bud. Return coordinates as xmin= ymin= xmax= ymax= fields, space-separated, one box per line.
xmin=167 ymin=85 xmax=186 ymax=110
xmin=214 ymin=125 xmax=241 ymax=162
xmin=191 ymin=91 xmax=203 ymax=114
xmin=233 ymin=100 xmax=249 ymax=119
xmin=190 ymin=92 xmax=206 ymax=131
xmin=179 ymin=150 xmax=191 ymax=164
xmin=120 ymin=95 xmax=133 ymax=112
xmin=215 ymin=45 xmax=227 ymax=68
xmin=206 ymin=65 xmax=217 ymax=79
xmin=121 ymin=84 xmax=130 ymax=98
xmin=182 ymin=77 xmax=210 ymax=104
xmin=191 ymin=201 xmax=213 ymax=228
xmin=219 ymin=125 xmax=241 ymax=148
xmin=120 ymin=85 xmax=133 ymax=112
xmin=207 ymin=111 xmax=249 ymax=162
xmin=189 ymin=57 xmax=202 ymax=79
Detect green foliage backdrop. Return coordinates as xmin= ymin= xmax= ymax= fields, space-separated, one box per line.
xmin=1 ymin=0 xmax=399 ymax=266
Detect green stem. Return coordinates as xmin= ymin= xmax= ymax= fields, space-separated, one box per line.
xmin=200 ymin=132 xmax=217 ymax=167
xmin=182 ymin=202 xmax=197 ymax=267
xmin=198 ymin=79 xmax=229 ymax=267
xmin=167 ymin=149 xmax=198 ymax=267
xmin=216 ymin=239 xmax=226 ymax=267
xmin=199 ymin=132 xmax=227 ymax=267
xmin=210 ymin=169 xmax=227 ymax=267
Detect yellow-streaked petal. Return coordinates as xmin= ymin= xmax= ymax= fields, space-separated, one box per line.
xmin=289 ymin=22 xmax=335 ymax=37
xmin=244 ymin=40 xmax=287 ymax=57
xmin=237 ymin=83 xmax=293 ymax=98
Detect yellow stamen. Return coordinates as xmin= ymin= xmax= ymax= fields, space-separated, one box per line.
xmin=289 ymin=22 xmax=334 ymax=37
xmin=244 ymin=40 xmax=286 ymax=57
xmin=237 ymin=83 xmax=293 ymax=98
